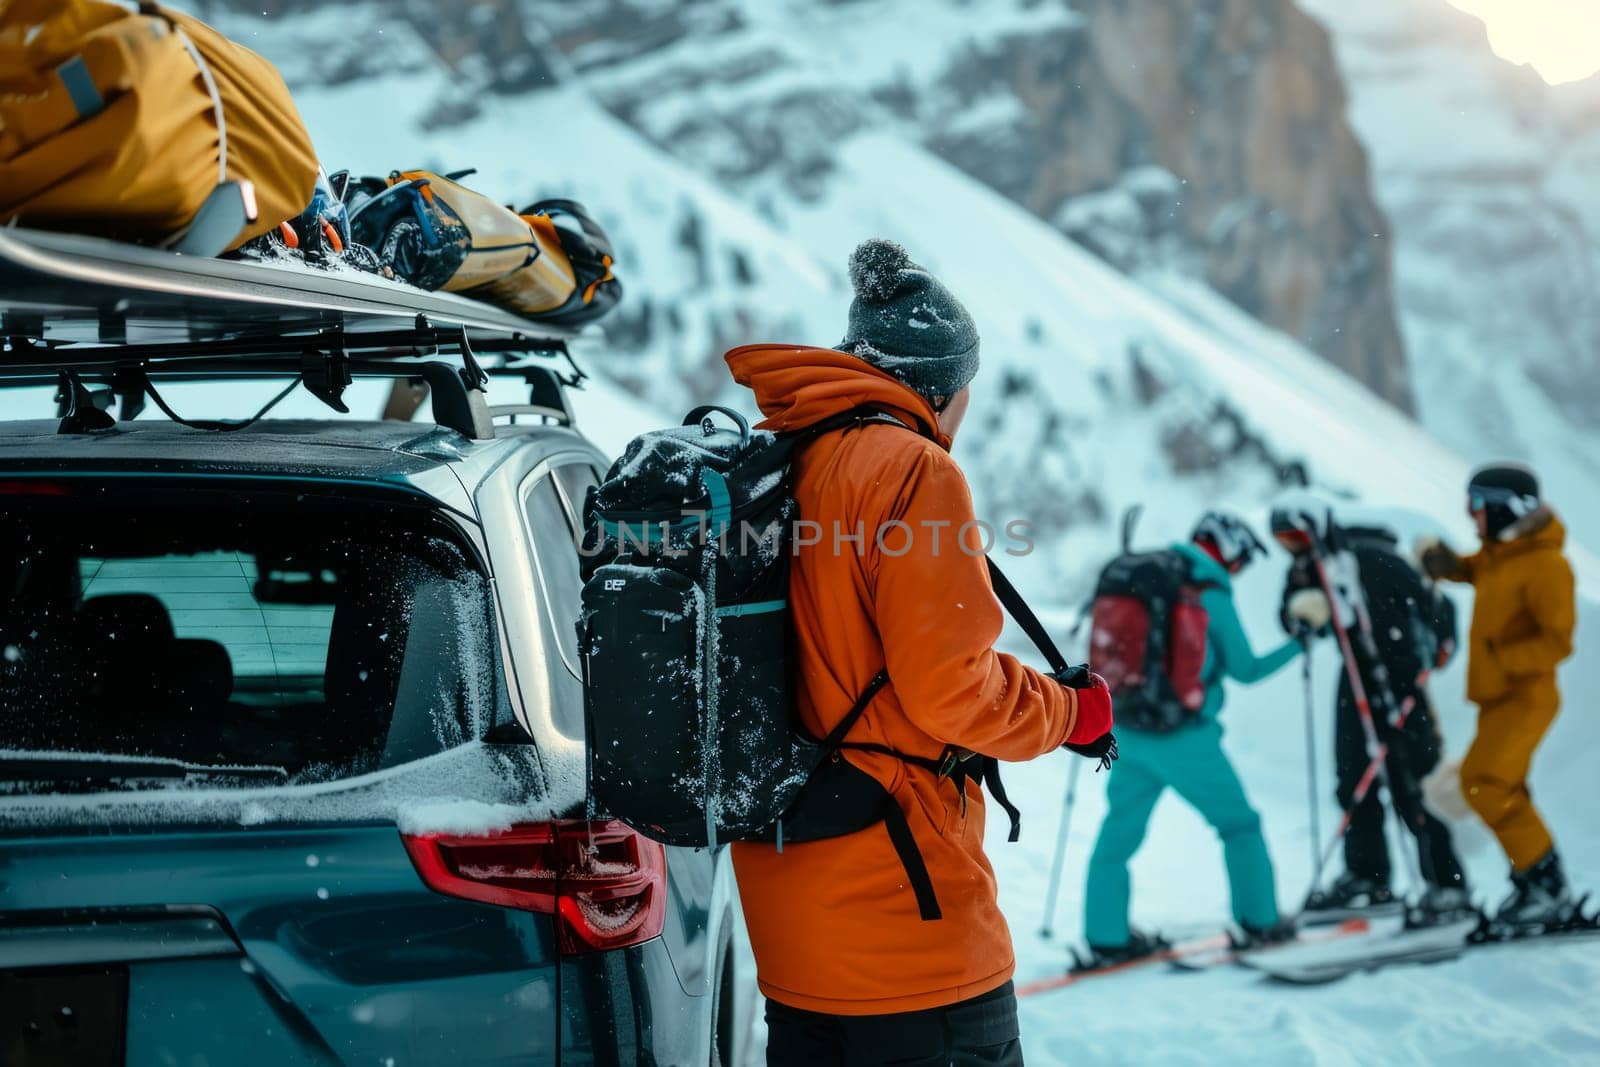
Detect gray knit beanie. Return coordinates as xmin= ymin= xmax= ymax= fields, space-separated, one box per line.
xmin=838 ymin=239 xmax=980 ymax=404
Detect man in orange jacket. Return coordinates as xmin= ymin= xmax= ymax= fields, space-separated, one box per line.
xmin=727 ymin=239 xmax=1114 ymax=1065
xmin=1420 ymin=464 xmax=1578 ymax=928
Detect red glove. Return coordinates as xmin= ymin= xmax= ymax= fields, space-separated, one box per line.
xmin=1064 ymin=671 xmax=1114 ymax=750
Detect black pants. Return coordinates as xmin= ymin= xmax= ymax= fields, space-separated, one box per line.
xmin=1335 ymin=683 xmax=1465 ymax=888
xmin=765 ymin=981 xmax=1023 ymax=1066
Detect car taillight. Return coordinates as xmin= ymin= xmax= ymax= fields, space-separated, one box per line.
xmin=401 ymin=819 xmax=667 ymax=954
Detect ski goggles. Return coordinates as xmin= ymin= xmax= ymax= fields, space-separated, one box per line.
xmin=1272 ymin=527 xmax=1315 ymax=553
xmin=1467 ymin=485 xmax=1537 ymax=517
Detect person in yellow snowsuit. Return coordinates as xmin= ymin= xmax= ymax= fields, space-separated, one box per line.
xmin=1420 ymin=464 xmax=1577 ymax=927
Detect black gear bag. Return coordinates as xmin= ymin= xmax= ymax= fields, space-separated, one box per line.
xmin=578 ymin=405 xmax=1084 ymax=918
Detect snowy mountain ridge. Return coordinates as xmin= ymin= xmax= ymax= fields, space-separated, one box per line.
xmin=126 ymin=2 xmax=1596 ymax=600
xmin=194 ymin=0 xmax=1600 ymax=540
xmin=1301 ymin=0 xmax=1600 ymax=536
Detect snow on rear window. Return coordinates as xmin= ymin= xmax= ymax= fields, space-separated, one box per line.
xmin=0 ymin=482 xmax=512 ymax=797
xmin=0 ymin=740 xmax=579 ymax=835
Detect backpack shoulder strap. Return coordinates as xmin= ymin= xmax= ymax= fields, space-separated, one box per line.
xmin=986 ymin=557 xmax=1070 ymax=676
xmin=820 ymin=669 xmax=890 ymax=751
xmin=788 ymin=405 xmax=937 ymax=444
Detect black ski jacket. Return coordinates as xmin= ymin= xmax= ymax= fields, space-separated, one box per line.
xmin=1279 ymin=525 xmax=1457 ymax=699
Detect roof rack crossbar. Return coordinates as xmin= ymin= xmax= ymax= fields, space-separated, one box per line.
xmin=0 ymin=316 xmax=589 ymax=440
xmin=489 ymin=404 xmax=571 ymax=425
xmin=4 ymin=357 xmax=497 ymax=440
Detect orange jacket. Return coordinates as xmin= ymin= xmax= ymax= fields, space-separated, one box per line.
xmin=726 ymin=343 xmax=1090 ymax=1016
xmin=1441 ymin=507 xmax=1575 ymax=710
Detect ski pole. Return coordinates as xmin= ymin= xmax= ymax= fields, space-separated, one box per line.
xmin=1308 ymin=671 xmax=1428 ymax=884
xmin=1320 ymin=548 xmax=1431 ymax=895
xmin=1310 ymin=553 xmax=1386 ymax=762
xmin=1040 ymin=755 xmax=1084 ymax=939
xmin=1300 ymin=636 xmax=1323 ymax=887
xmin=1302 ymin=550 xmax=1412 ymax=903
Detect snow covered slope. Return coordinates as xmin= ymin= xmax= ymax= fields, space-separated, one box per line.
xmin=176 ymin=3 xmax=1599 ymax=581
xmin=996 ymin=566 xmax=1600 ymax=1065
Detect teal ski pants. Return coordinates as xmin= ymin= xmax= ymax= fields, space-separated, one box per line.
xmin=1084 ymin=719 xmax=1279 ymax=947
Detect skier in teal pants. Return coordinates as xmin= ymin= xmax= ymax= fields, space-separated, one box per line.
xmin=1082 ymin=512 xmax=1302 ymax=964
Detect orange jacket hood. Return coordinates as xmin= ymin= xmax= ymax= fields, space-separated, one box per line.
xmin=725 ymin=343 xmax=949 ymax=448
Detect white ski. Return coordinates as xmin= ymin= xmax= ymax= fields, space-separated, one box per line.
xmin=1240 ymin=916 xmax=1478 ymax=984
xmin=1167 ymin=917 xmax=1382 ymax=971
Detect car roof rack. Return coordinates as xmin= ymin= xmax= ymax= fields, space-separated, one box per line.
xmin=0 ymin=228 xmax=588 ymax=440
xmin=0 ymin=318 xmax=585 ymax=439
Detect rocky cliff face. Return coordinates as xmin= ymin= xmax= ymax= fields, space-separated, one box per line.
xmin=929 ymin=0 xmax=1412 ymax=410
xmin=219 ymin=0 xmax=1412 ymax=411
xmin=199 ymin=0 xmax=1558 ymax=593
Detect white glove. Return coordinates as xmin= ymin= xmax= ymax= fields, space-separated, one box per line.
xmin=1423 ymin=758 xmax=1471 ymax=821
xmin=1287 ymin=588 xmax=1332 ymax=630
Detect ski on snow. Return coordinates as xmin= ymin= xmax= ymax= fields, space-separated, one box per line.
xmin=1241 ymin=915 xmax=1478 ymax=984
xmin=1248 ymin=895 xmax=1600 ymax=984
xmin=1167 ymin=917 xmax=1375 ymax=971
xmin=1295 ymin=898 xmax=1407 ymax=928
xmin=1017 ymin=930 xmax=1234 ymax=997
xmin=1017 ymin=918 xmax=1372 ymax=996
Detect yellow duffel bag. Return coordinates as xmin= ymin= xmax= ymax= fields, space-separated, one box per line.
xmin=347 ymin=169 xmax=622 ymax=327
xmin=0 ymin=0 xmax=318 ymax=252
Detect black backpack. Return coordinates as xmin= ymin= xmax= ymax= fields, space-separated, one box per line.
xmin=578 ymin=405 xmax=1075 ymax=920
xmin=1087 ymin=550 xmax=1212 ymax=733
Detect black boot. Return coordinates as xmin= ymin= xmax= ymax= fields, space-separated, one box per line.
xmin=1235 ymin=918 xmax=1297 ymax=949
xmin=1495 ymin=850 xmax=1573 ymax=929
xmin=1303 ymin=872 xmax=1399 ymax=922
xmin=1077 ymin=928 xmax=1171 ymax=971
xmin=1411 ymin=884 xmax=1478 ymax=926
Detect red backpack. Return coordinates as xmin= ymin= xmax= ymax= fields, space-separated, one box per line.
xmin=1088 ymin=549 xmax=1212 ymax=733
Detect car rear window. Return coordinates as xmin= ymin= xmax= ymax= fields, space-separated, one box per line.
xmin=0 ymin=480 xmax=509 ymax=794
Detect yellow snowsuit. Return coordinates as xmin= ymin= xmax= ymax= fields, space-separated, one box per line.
xmin=1437 ymin=509 xmax=1575 ymax=870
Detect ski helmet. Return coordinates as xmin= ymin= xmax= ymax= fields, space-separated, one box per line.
xmin=1269 ymin=502 xmax=1330 ymax=555
xmin=1191 ymin=511 xmax=1267 ymax=570
xmin=1467 ymin=464 xmax=1539 ymax=540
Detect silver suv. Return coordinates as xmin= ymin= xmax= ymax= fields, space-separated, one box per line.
xmin=0 ymin=229 xmax=744 ymax=1066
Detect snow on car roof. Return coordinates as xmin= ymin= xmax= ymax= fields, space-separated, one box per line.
xmin=0 ymin=418 xmax=525 ymax=478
